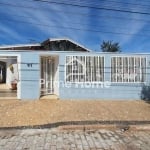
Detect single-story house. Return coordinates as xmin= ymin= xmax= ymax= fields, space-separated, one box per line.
xmin=0 ymin=38 xmax=149 ymax=100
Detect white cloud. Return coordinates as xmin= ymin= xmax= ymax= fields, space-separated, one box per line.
xmin=0 ymin=23 xmax=23 ymax=43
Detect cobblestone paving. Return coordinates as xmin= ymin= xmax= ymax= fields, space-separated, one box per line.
xmin=0 ymin=128 xmax=150 ymax=150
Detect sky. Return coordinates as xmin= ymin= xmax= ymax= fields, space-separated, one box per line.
xmin=0 ymin=0 xmax=150 ymax=52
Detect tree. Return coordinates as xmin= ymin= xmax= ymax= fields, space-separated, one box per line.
xmin=101 ymin=40 xmax=121 ymax=52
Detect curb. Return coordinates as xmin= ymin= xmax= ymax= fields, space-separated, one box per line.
xmin=58 ymin=124 xmax=116 ymax=131
xmin=58 ymin=124 xmax=150 ymax=131
xmin=130 ymin=125 xmax=150 ymax=131
xmin=0 ymin=121 xmax=150 ymax=131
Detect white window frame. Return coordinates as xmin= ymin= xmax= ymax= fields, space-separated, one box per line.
xmin=111 ymin=56 xmax=146 ymax=83
xmin=65 ymin=55 xmax=104 ymax=83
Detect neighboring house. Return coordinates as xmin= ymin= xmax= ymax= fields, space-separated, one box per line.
xmin=0 ymin=37 xmax=149 ymax=100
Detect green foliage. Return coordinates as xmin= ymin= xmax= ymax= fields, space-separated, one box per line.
xmin=9 ymin=64 xmax=14 ymax=73
xmin=101 ymin=40 xmax=121 ymax=52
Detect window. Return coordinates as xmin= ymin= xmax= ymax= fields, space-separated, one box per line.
xmin=66 ymin=56 xmax=104 ymax=82
xmin=111 ymin=57 xmax=146 ymax=82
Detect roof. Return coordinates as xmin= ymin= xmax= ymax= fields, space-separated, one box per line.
xmin=0 ymin=38 xmax=91 ymax=52
xmin=42 ymin=37 xmax=91 ymax=52
xmin=0 ymin=43 xmax=41 ymax=49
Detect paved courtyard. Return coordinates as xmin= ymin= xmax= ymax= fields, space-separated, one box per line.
xmin=0 ymin=128 xmax=150 ymax=150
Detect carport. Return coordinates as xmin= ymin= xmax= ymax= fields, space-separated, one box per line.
xmin=0 ymin=55 xmax=20 ymax=99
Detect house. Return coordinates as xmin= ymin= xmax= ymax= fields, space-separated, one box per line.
xmin=0 ymin=38 xmax=149 ymax=100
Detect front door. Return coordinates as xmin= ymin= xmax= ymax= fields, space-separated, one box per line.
xmin=40 ymin=57 xmax=55 ymax=95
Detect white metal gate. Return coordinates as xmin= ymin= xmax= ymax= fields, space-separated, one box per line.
xmin=40 ymin=57 xmax=55 ymax=95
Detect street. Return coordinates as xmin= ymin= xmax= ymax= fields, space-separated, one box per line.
xmin=0 ymin=128 xmax=150 ymax=150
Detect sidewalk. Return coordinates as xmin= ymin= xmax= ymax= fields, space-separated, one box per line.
xmin=0 ymin=99 xmax=150 ymax=128
xmin=0 ymin=129 xmax=150 ymax=150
